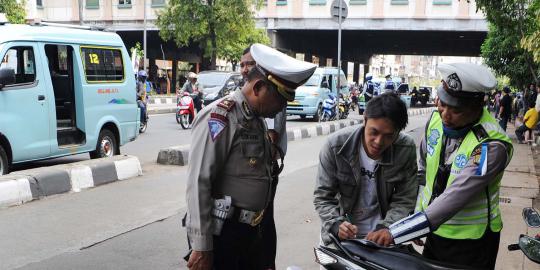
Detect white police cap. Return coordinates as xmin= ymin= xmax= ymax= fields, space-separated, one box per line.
xmin=250 ymin=43 xmax=317 ymax=101
xmin=437 ymin=63 xmax=497 ymax=107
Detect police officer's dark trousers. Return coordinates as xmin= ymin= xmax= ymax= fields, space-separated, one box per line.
xmin=422 ymin=229 xmax=500 ymax=270
xmin=213 ymin=219 xmax=263 ymax=270
xmin=259 ymin=172 xmax=279 ymax=269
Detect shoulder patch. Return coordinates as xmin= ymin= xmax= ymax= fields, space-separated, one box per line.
xmin=471 ymin=147 xmax=482 ymax=165
xmin=210 ymin=112 xmax=228 ymax=123
xmin=208 ymin=118 xmax=227 ymax=142
xmin=217 ymin=99 xmax=235 ymax=111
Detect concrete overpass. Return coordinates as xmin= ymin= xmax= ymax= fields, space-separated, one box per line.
xmin=24 ymin=0 xmax=489 ymax=85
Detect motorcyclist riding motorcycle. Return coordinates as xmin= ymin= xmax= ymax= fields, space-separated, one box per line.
xmin=180 ymin=72 xmax=203 ymax=112
xmin=136 ymin=70 xmax=148 ymax=125
xmin=410 ymin=86 xmax=420 ymax=106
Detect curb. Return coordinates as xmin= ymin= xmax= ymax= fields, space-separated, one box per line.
xmin=286 ymin=119 xmax=362 ymax=141
xmin=148 ymin=107 xmax=176 ymax=115
xmin=147 ymin=97 xmax=175 ymax=105
xmin=0 ymin=155 xmax=142 ymax=208
xmin=156 ymin=119 xmax=362 ymax=166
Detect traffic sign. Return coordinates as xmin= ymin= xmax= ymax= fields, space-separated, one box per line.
xmin=330 ymin=0 xmax=348 ymax=23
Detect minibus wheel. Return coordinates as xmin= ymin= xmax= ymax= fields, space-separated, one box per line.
xmin=0 ymin=145 xmax=8 ymax=175
xmin=90 ymin=129 xmax=119 ymax=159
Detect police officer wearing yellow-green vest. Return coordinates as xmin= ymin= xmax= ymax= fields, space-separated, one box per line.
xmin=385 ymin=63 xmax=513 ymax=269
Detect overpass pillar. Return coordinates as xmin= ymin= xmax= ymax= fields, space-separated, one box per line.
xmin=341 ymin=61 xmax=348 ymax=76
xmin=304 ymin=53 xmax=312 ymax=63
xmin=172 ymin=59 xmax=178 ymax=93
xmin=319 ymin=56 xmax=327 ymax=67
xmin=353 ymin=62 xmax=360 ymax=84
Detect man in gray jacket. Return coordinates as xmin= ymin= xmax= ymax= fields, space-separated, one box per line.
xmin=314 ymin=93 xmax=418 ymax=246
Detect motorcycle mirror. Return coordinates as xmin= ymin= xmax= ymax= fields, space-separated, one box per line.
xmin=519 ymin=235 xmax=540 ymax=263
xmin=523 ymin=207 xmax=540 ymax=227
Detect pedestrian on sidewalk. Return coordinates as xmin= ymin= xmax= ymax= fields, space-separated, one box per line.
xmin=314 ymin=93 xmax=418 ymax=247
xmin=498 ymin=86 xmax=513 ymax=131
xmin=515 ymin=102 xmax=539 ymax=144
xmin=184 ymin=44 xmax=316 ymax=270
xmin=239 ymin=45 xmax=287 ymax=270
xmin=383 ymin=63 xmax=513 ymax=270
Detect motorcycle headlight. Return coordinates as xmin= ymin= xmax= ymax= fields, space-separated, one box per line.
xmin=314 ymin=248 xmax=338 ymax=266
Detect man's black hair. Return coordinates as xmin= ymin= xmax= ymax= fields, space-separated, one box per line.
xmin=365 ymin=92 xmax=408 ymax=131
xmin=242 ymin=45 xmax=252 ymax=56
xmin=246 ymin=65 xmax=265 ymax=82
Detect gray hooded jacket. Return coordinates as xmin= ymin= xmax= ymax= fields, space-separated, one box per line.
xmin=314 ymin=125 xmax=418 ymax=245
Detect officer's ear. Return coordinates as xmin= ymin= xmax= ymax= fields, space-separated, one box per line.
xmin=252 ymin=79 xmax=266 ymax=96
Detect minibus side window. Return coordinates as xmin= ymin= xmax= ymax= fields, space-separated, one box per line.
xmin=0 ymin=46 xmax=36 ymax=86
xmin=81 ymin=47 xmax=124 ymax=83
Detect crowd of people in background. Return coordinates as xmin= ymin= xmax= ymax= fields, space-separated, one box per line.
xmin=486 ymin=82 xmax=540 ymax=144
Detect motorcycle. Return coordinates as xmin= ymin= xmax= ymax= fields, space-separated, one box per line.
xmin=137 ymin=95 xmax=148 ymax=133
xmin=314 ymin=234 xmax=475 ymax=270
xmin=410 ymin=92 xmax=418 ymax=107
xmin=176 ymin=92 xmax=196 ymax=129
xmin=508 ymin=207 xmax=540 ymax=264
xmin=419 ymin=92 xmax=429 ymax=106
xmin=139 ymin=105 xmax=148 ymax=133
xmin=321 ymin=94 xmax=338 ymax=122
xmin=338 ymin=95 xmax=350 ymax=120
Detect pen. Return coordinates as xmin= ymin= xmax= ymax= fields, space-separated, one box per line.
xmin=345 ymin=213 xmax=352 ymax=223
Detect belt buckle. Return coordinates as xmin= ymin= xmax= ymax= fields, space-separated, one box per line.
xmin=239 ymin=209 xmax=264 ymax=226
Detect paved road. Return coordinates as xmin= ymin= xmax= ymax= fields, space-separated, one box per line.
xmin=10 ymin=111 xmax=367 ymax=171
xmin=4 ymin=113 xmax=430 ymax=270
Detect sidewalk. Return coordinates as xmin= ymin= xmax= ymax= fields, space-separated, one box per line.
xmin=496 ymin=122 xmax=540 ymax=270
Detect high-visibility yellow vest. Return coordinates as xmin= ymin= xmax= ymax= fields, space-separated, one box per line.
xmin=418 ymin=108 xmax=513 ymax=239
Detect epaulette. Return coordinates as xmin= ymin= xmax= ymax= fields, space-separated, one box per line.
xmin=471 ymin=124 xmax=488 ymax=142
xmin=208 ymin=98 xmax=236 ymax=141
xmin=217 ymin=98 xmax=236 ymax=112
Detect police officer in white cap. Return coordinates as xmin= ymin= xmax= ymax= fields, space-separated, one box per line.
xmin=185 ymin=43 xmax=316 ymax=270
xmin=383 ymin=63 xmax=513 ymax=269
xmin=362 ymin=72 xmax=375 ymax=103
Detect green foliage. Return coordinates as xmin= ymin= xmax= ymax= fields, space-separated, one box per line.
xmin=0 ymin=0 xmax=26 ymax=24
xmin=476 ymin=0 xmax=540 ymax=87
xmin=156 ymin=0 xmax=268 ymax=70
xmin=130 ymin=42 xmax=144 ymax=58
xmin=521 ymin=5 xmax=540 ymax=63
xmin=481 ymin=24 xmax=538 ymax=88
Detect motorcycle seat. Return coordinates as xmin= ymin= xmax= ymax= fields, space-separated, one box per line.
xmin=341 ymin=239 xmax=477 ymax=270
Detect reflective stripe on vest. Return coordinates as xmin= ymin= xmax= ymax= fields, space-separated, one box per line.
xmin=419 ymin=108 xmax=512 ymax=239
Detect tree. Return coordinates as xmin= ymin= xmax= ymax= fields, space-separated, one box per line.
xmin=521 ymin=1 xmax=540 ymax=64
xmin=0 ymin=0 xmax=26 ymax=24
xmin=156 ymin=0 xmax=268 ymax=70
xmin=481 ymin=24 xmax=538 ymax=88
xmin=475 ymin=0 xmax=540 ymax=87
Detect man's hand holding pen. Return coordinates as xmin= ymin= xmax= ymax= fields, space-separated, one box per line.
xmin=338 ymin=214 xmax=358 ymax=240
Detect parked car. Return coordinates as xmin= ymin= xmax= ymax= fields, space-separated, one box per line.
xmin=397 ymin=83 xmax=409 ymax=95
xmin=199 ymin=71 xmax=242 ymax=105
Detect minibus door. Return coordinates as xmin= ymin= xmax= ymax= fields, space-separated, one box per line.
xmin=0 ymin=43 xmax=51 ymax=161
